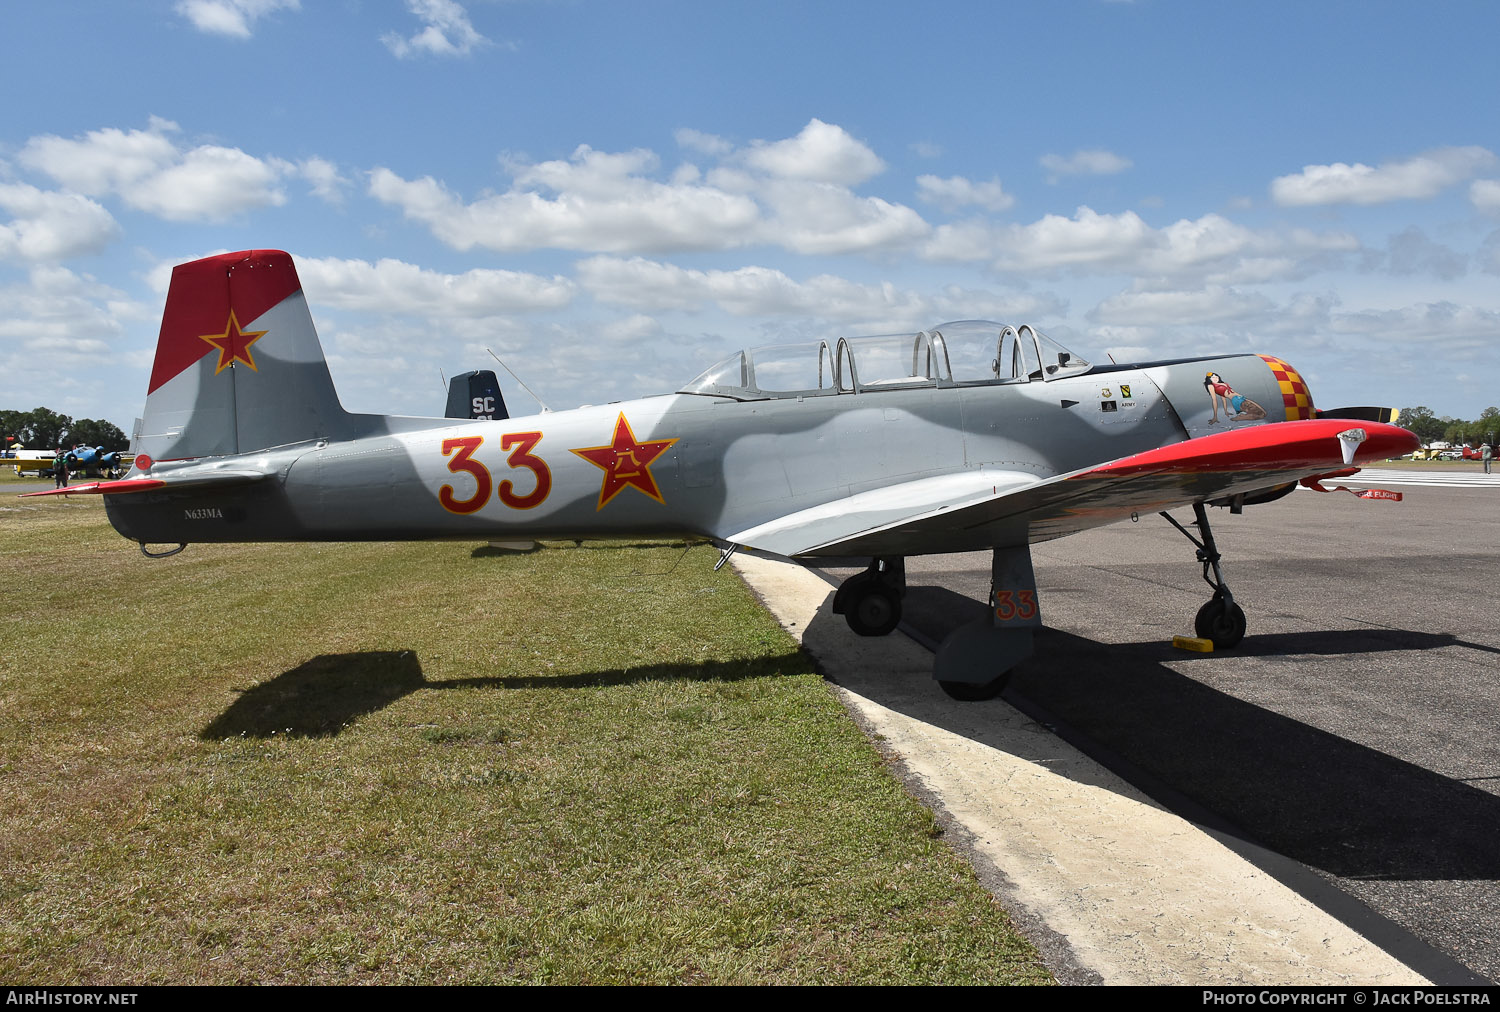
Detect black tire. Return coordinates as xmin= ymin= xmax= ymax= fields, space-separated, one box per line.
xmin=844 ymin=583 xmax=901 ymax=637
xmin=938 ymin=672 xmax=1011 ymax=701
xmin=1195 ymin=597 xmax=1247 ymax=649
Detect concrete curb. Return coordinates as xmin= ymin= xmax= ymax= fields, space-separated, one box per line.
xmin=733 ymin=553 xmax=1429 ymax=986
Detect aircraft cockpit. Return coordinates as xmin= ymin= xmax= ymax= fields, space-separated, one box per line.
xmin=679 ymin=321 xmax=1092 ymax=400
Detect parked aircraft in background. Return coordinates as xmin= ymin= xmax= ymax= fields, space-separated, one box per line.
xmin=1 ymin=447 xmax=131 ymax=478
xmin=445 ymin=369 xmax=507 ymax=422
xmin=25 ymin=250 xmax=1418 ymax=698
xmin=65 ymin=445 xmax=131 ymax=478
xmin=2 ymin=449 xmax=59 ymax=476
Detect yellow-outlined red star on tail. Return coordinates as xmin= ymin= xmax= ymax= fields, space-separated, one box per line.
xmin=570 ymin=413 xmax=678 ymax=510
xmin=199 ymin=310 xmax=266 ymax=374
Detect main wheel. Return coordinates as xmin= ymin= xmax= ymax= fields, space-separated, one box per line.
xmin=1194 ymin=597 xmax=1246 ymax=649
xmin=844 ymin=583 xmax=901 ymax=637
xmin=938 ymin=672 xmax=1011 ymax=701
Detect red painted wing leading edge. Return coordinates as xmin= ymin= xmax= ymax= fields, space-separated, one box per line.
xmin=1083 ymin=417 xmax=1418 ymax=477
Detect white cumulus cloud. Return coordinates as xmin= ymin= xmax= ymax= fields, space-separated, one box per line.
xmin=916 ymin=174 xmax=1015 ymax=213
xmin=576 ymin=255 xmax=1040 ymax=328
xmin=757 ymin=180 xmax=929 ymax=255
xmin=1271 ymin=146 xmax=1497 ymax=206
xmin=1472 ymin=179 xmax=1500 ymax=214
xmin=126 ymin=146 xmax=291 ymax=222
xmin=925 ymin=205 xmax=1358 ymax=285
xmin=175 ymin=0 xmax=299 ymax=38
xmin=19 ymin=118 xmax=181 ymax=195
xmin=19 ymin=120 xmax=296 ymax=223
xmin=984 ymin=206 xmax=1156 ymax=271
xmin=743 ymin=119 xmax=885 ymax=185
xmin=368 ymin=120 xmax=930 ymax=256
xmin=382 ymin=0 xmax=489 ymax=59
xmin=297 ymin=256 xmax=575 ymax=316
xmin=1328 ymin=302 xmax=1500 ymax=359
xmin=368 ymin=158 xmax=761 ymax=254
xmin=301 ymin=157 xmax=348 ymax=203
xmin=0 ymin=184 xmax=121 ymax=263
xmin=0 ymin=266 xmax=139 ymax=357
xmin=1040 ymin=149 xmax=1133 ymax=183
xmin=1090 ymin=286 xmax=1274 ymax=326
xmin=675 ymin=128 xmax=733 ymax=158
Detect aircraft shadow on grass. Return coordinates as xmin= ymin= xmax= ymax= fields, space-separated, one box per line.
xmin=827 ymin=583 xmax=1500 ymax=883
xmin=197 ymin=579 xmax=1500 ymax=883
xmin=199 ymin=647 xmax=807 ymax=742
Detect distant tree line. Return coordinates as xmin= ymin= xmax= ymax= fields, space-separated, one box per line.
xmin=1 ymin=407 xmax=128 ymax=452
xmin=1399 ymin=405 xmax=1500 ymax=447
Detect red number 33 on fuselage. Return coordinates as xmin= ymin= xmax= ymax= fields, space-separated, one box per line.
xmin=439 ymin=433 xmax=551 ymax=515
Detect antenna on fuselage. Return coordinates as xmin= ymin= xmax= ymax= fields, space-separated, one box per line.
xmin=485 ymin=348 xmax=552 ymax=414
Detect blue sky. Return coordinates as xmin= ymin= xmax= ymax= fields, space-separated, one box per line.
xmin=3 ymin=0 xmax=1499 ymax=432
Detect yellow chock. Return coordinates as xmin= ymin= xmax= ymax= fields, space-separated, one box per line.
xmin=1173 ymin=635 xmax=1214 ymax=653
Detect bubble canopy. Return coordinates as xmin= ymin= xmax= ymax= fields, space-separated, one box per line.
xmin=678 ymin=321 xmax=1091 ymax=399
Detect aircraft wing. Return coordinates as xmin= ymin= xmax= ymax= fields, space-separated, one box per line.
xmin=730 ymin=418 xmax=1418 ymax=559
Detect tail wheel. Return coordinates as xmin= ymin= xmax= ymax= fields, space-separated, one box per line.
xmin=1195 ymin=597 xmax=1246 ymax=649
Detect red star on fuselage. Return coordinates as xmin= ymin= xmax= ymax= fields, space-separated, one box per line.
xmin=199 ymin=310 xmax=266 ymax=374
xmin=570 ymin=413 xmax=678 ymax=510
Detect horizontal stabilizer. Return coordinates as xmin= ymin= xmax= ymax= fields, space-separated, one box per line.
xmin=21 ymin=479 xmax=166 ymax=498
xmin=19 ymin=470 xmax=271 ymax=498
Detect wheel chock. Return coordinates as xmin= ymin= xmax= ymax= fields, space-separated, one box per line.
xmin=1172 ymin=635 xmax=1214 ymax=653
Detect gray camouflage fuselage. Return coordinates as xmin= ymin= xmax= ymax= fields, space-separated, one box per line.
xmin=105 ymin=352 xmax=1281 ymax=558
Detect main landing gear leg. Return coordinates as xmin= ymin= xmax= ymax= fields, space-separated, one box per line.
xmin=1161 ymin=502 xmax=1247 ymax=649
xmin=833 ymin=557 xmax=906 ymax=637
xmin=933 ymin=544 xmax=1040 ymax=701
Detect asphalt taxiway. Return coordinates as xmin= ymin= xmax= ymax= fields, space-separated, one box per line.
xmin=739 ymin=470 xmax=1499 ymax=985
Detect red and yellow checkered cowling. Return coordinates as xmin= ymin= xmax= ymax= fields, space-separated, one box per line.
xmin=1257 ymin=355 xmax=1314 ymax=421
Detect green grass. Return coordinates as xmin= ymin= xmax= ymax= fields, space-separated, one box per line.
xmin=0 ymin=498 xmax=1050 ymax=985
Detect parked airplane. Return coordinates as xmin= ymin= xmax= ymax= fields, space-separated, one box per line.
xmin=25 ymin=250 xmax=1419 ymax=698
xmin=1 ymin=446 xmax=131 ymax=479
xmin=2 ymin=449 xmax=59 ymax=476
xmin=66 ymin=445 xmax=131 ymax=479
